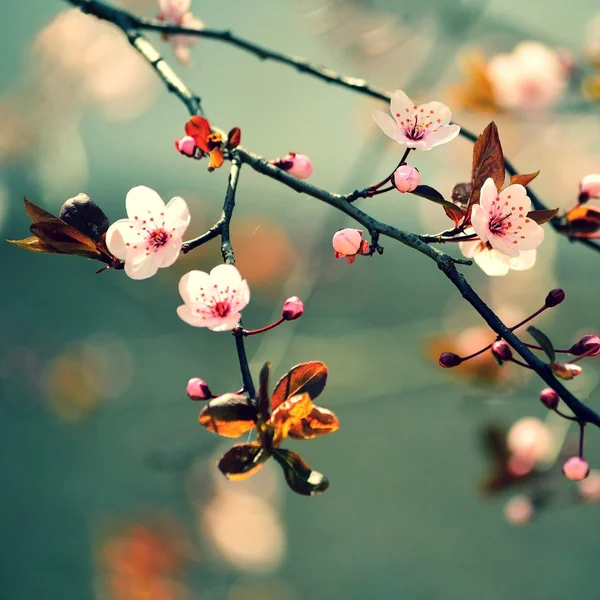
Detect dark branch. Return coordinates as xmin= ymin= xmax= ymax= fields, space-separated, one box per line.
xmin=220 ymin=156 xmax=241 ymax=265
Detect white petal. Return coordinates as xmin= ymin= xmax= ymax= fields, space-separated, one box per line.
xmin=173 ymin=42 xmax=191 ymax=66
xmin=210 ymin=264 xmax=243 ymax=289
xmin=474 ymin=248 xmax=511 ymax=276
xmin=177 ymin=304 xmax=210 ymax=327
xmin=418 ymin=101 xmax=452 ymax=126
xmin=471 ymin=205 xmax=490 ymax=242
xmin=489 ymin=235 xmax=520 ymax=257
xmin=125 ymin=186 xmax=165 ymax=220
xmin=514 ymin=221 xmax=545 ymax=250
xmin=499 ymin=184 xmax=530 ymax=213
xmin=479 ymin=178 xmax=499 ymax=213
xmin=372 ymin=110 xmax=398 ymax=139
xmin=232 ymin=279 xmax=251 ymax=312
xmin=424 ymin=124 xmax=461 ymax=149
xmin=207 ymin=312 xmax=241 ymax=332
xmin=391 ymin=131 xmax=412 ymax=146
xmin=124 ymin=252 xmax=160 ymax=280
xmin=164 ymin=196 xmax=191 ymax=237
xmin=178 ymin=270 xmax=212 ymax=303
xmin=105 ymin=219 xmax=132 ymax=260
xmin=390 ymin=90 xmax=414 ymax=119
xmin=509 ymin=250 xmax=537 ymax=271
xmin=158 ymin=239 xmax=181 ymax=268
xmin=459 ymin=239 xmax=483 ymax=259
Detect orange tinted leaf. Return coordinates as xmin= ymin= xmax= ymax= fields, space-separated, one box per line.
xmin=218 ymin=442 xmax=269 ymax=481
xmin=23 ymin=197 xmax=57 ymax=224
xmin=412 ymin=186 xmax=466 ymax=220
xmin=444 ymin=204 xmax=465 ymax=226
xmin=565 ymin=205 xmax=600 ymax=234
xmin=271 ymin=393 xmax=312 ymax=445
xmin=6 ymin=236 xmax=61 ymax=253
xmin=198 ymin=393 xmax=257 ymax=438
xmin=510 ymin=171 xmax=540 ymax=187
xmin=227 ymin=127 xmax=241 ymax=149
xmin=526 ymin=208 xmax=559 ymax=225
xmin=272 ymin=448 xmax=329 ymax=496
xmin=288 ymin=405 xmax=340 ymax=440
xmin=185 ymin=116 xmax=211 ymax=151
xmin=208 ymin=148 xmax=224 ymax=171
xmin=30 ymin=222 xmax=100 ymax=257
xmin=469 ymin=122 xmax=505 ymax=207
xmin=271 ymin=361 xmax=328 ymax=410
xmin=257 ymin=361 xmax=271 ymax=419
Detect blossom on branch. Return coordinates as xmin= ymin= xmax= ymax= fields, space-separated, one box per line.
xmin=157 ymin=0 xmax=204 ymax=66
xmin=471 ymin=178 xmax=545 ymax=258
xmin=106 ymin=185 xmax=190 ymax=279
xmin=459 ymin=227 xmax=537 ymax=276
xmin=332 ymin=228 xmax=370 ymax=263
xmin=183 ymin=116 xmax=241 ymax=171
xmin=177 ymin=264 xmax=250 ymax=331
xmin=372 ymin=90 xmax=460 ymax=150
xmin=270 ymin=152 xmax=313 ymax=179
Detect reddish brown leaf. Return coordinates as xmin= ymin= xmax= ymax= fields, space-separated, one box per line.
xmin=218 ymin=442 xmax=269 ymax=481
xmin=23 ymin=197 xmax=57 ymax=224
xmin=468 ymin=122 xmax=505 ymax=208
xmin=6 ymin=236 xmax=60 ymax=253
xmin=198 ymin=393 xmax=257 ymax=438
xmin=226 ymin=127 xmax=241 ymax=149
xmin=565 ymin=205 xmax=600 ymax=235
xmin=510 ymin=171 xmax=540 ymax=187
xmin=271 ymin=361 xmax=328 ymax=410
xmin=272 ymin=449 xmax=329 ymax=496
xmin=208 ymin=148 xmax=224 ymax=171
xmin=526 ymin=208 xmax=559 ymax=225
xmin=444 ymin=204 xmax=465 ymax=226
xmin=271 ymin=393 xmax=313 ymax=445
xmin=288 ymin=405 xmax=340 ymax=440
xmin=30 ymin=222 xmax=100 ymax=258
xmin=185 ymin=116 xmax=211 ymax=152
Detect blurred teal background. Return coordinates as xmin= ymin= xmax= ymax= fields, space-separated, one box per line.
xmin=1 ymin=1 xmax=600 ymax=599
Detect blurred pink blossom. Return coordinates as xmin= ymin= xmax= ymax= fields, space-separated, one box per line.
xmin=157 ymin=0 xmax=204 ymax=66
xmin=563 ymin=456 xmax=590 ymax=481
xmin=504 ymin=495 xmax=534 ymax=526
xmin=578 ymin=470 xmax=600 ymax=501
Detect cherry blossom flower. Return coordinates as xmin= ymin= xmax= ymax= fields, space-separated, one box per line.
xmin=157 ymin=0 xmax=204 ymax=66
xmin=332 ymin=228 xmax=370 ymax=263
xmin=106 ymin=186 xmax=190 ymax=280
xmin=471 ymin=178 xmax=545 ymax=258
xmin=372 ymin=90 xmax=460 ymax=150
xmin=487 ymin=42 xmax=567 ymax=110
xmin=177 ymin=264 xmax=250 ymax=331
xmin=459 ymin=228 xmax=537 ymax=276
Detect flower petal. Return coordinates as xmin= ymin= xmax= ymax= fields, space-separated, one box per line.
xmin=210 ymin=263 xmax=243 ymax=287
xmin=179 ymin=270 xmax=212 ymax=304
xmin=232 ymin=279 xmax=250 ymax=313
xmin=206 ymin=312 xmax=241 ymax=332
xmin=372 ymin=109 xmax=398 ymax=139
xmin=105 ymin=219 xmax=131 ymax=260
xmin=474 ymin=248 xmax=511 ymax=276
xmin=157 ymin=239 xmax=181 ymax=268
xmin=164 ymin=196 xmax=191 ymax=237
xmin=418 ymin=100 xmax=452 ymax=126
xmin=424 ymin=124 xmax=461 ymax=149
xmin=508 ymin=249 xmax=537 ymax=271
xmin=514 ymin=221 xmax=545 ymax=250
xmin=177 ymin=304 xmax=211 ymax=327
xmin=124 ymin=251 xmax=160 ymax=280
xmin=125 ymin=186 xmax=165 ymax=220
xmin=390 ymin=90 xmax=414 ymax=119
xmin=471 ymin=205 xmax=490 ymax=242
xmin=479 ymin=177 xmax=499 ymax=213
xmin=488 ymin=234 xmax=520 ymax=257
xmin=499 ymin=184 xmax=530 ymax=214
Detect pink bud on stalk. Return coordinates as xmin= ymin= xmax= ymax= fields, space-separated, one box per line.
xmin=569 ymin=335 xmax=600 ymax=357
xmin=539 ymin=387 xmax=559 ymax=410
xmin=438 ymin=352 xmax=462 ymax=368
xmin=491 ymin=340 xmax=512 ymax=362
xmin=579 ymin=174 xmax=600 ymax=203
xmin=186 ymin=377 xmax=213 ymax=400
xmin=545 ymin=288 xmax=565 ymax=307
xmin=562 ymin=456 xmax=590 ymax=481
xmin=271 ymin=152 xmax=313 ymax=179
xmin=332 ymin=228 xmax=370 ymax=264
xmin=392 ymin=165 xmax=420 ymax=193
xmin=175 ymin=136 xmax=198 ymax=157
xmin=282 ymin=296 xmax=304 ymax=321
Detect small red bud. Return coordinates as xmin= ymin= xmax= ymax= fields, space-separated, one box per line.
xmin=491 ymin=340 xmax=512 ymax=362
xmin=569 ymin=334 xmax=600 ymax=357
xmin=282 ymin=296 xmax=304 ymax=321
xmin=539 ymin=387 xmax=559 ymax=410
xmin=186 ymin=377 xmax=213 ymax=401
xmin=439 ymin=352 xmax=462 ymax=368
xmin=563 ymin=457 xmax=590 ymax=481
xmin=545 ymin=288 xmax=565 ymax=307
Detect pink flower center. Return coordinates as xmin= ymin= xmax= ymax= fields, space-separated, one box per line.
xmin=211 ymin=301 xmax=231 ymax=317
xmin=148 ymin=228 xmax=170 ymax=249
xmin=395 ymin=108 xmax=443 ymax=141
xmin=488 ymin=198 xmax=512 ymax=236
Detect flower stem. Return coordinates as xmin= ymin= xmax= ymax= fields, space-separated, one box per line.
xmin=244 ymin=318 xmax=285 ymax=336
xmin=233 ymin=328 xmax=255 ymax=397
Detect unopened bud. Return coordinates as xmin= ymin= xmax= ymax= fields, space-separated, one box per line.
xmin=545 ymin=288 xmax=565 ymax=307
xmin=539 ymin=387 xmax=559 ymax=410
xmin=504 ymin=495 xmax=534 ymax=526
xmin=271 ymin=152 xmax=313 ymax=179
xmin=392 ymin=164 xmax=420 ymax=193
xmin=579 ymin=174 xmax=600 ymax=203
xmin=282 ymin=296 xmax=304 ymax=321
xmin=563 ymin=456 xmax=590 ymax=481
xmin=439 ymin=352 xmax=462 ymax=368
xmin=552 ymin=361 xmax=583 ymax=380
xmin=175 ymin=135 xmax=198 ymax=157
xmin=491 ymin=340 xmax=512 ymax=362
xmin=186 ymin=377 xmax=213 ymax=400
xmin=569 ymin=334 xmax=600 ymax=357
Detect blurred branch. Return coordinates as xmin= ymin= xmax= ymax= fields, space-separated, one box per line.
xmin=63 ymin=0 xmax=600 ymax=429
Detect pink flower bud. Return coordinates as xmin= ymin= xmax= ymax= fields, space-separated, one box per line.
xmin=578 ymin=470 xmax=600 ymax=502
xmin=491 ymin=340 xmax=512 ymax=362
xmin=439 ymin=352 xmax=462 ymax=368
xmin=332 ymin=228 xmax=369 ymax=263
xmin=579 ymin=174 xmax=600 ymax=202
xmin=392 ymin=164 xmax=420 ymax=193
xmin=271 ymin=152 xmax=313 ymax=179
xmin=539 ymin=387 xmax=559 ymax=410
xmin=186 ymin=377 xmax=213 ymax=400
xmin=282 ymin=296 xmax=304 ymax=320
xmin=562 ymin=456 xmax=590 ymax=481
xmin=175 ymin=135 xmax=198 ymax=157
xmin=504 ymin=495 xmax=534 ymax=526
xmin=552 ymin=362 xmax=582 ymax=380
xmin=569 ymin=334 xmax=600 ymax=357
xmin=545 ymin=288 xmax=565 ymax=307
